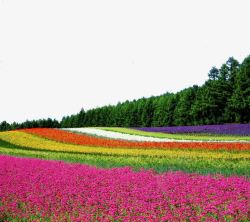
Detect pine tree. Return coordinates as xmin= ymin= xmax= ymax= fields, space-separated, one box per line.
xmin=229 ymin=55 xmax=250 ymax=122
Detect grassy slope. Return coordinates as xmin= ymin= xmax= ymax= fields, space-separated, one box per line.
xmin=98 ymin=127 xmax=250 ymax=141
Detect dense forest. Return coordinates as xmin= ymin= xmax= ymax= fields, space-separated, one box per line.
xmin=1 ymin=55 xmax=249 ymax=131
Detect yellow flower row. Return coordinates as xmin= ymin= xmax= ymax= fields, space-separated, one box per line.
xmin=0 ymin=131 xmax=249 ymax=160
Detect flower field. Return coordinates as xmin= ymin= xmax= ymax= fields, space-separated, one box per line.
xmin=21 ymin=128 xmax=250 ymax=150
xmin=98 ymin=127 xmax=250 ymax=141
xmin=1 ymin=156 xmax=249 ymax=221
xmin=0 ymin=127 xmax=249 ymax=221
xmin=135 ymin=124 xmax=250 ymax=135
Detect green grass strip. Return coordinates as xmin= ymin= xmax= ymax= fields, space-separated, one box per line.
xmin=98 ymin=127 xmax=250 ymax=141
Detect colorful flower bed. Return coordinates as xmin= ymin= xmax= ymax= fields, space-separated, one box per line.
xmin=0 ymin=129 xmax=249 ymax=176
xmin=1 ymin=131 xmax=249 ymax=159
xmin=21 ymin=128 xmax=250 ymax=151
xmin=0 ymin=155 xmax=249 ymax=221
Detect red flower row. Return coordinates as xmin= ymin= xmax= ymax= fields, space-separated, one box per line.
xmin=20 ymin=128 xmax=250 ymax=151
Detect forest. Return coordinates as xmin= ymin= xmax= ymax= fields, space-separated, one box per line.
xmin=1 ymin=55 xmax=249 ymax=131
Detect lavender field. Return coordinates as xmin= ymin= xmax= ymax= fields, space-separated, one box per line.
xmin=135 ymin=124 xmax=250 ymax=136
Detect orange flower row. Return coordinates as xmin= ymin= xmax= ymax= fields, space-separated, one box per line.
xmin=21 ymin=128 xmax=250 ymax=151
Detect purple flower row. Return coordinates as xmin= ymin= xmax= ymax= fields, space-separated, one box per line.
xmin=135 ymin=124 xmax=250 ymax=135
xmin=0 ymin=155 xmax=249 ymax=221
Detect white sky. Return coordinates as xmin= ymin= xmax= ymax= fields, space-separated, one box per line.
xmin=0 ymin=0 xmax=250 ymax=123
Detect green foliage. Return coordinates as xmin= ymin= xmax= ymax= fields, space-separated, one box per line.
xmin=0 ymin=119 xmax=60 ymax=132
xmin=208 ymin=66 xmax=219 ymax=80
xmin=64 ymin=55 xmax=247 ymax=127
xmin=174 ymin=86 xmax=198 ymax=125
xmin=228 ymin=56 xmax=250 ymax=122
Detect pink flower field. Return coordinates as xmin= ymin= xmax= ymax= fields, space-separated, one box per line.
xmin=0 ymin=155 xmax=249 ymax=222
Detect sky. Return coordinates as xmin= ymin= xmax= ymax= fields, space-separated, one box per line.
xmin=0 ymin=0 xmax=250 ymax=123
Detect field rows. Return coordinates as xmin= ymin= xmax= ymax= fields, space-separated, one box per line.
xmin=0 ymin=128 xmax=249 ymax=176
xmin=0 ymin=127 xmax=249 ymax=221
xmin=20 ymin=128 xmax=250 ymax=151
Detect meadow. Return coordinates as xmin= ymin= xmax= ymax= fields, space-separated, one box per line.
xmin=0 ymin=126 xmax=249 ymax=221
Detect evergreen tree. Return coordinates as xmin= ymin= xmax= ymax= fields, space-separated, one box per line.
xmin=141 ymin=97 xmax=155 ymax=127
xmin=174 ymin=86 xmax=198 ymax=125
xmin=208 ymin=67 xmax=219 ymax=80
xmin=0 ymin=121 xmax=10 ymax=131
xmin=229 ymin=55 xmax=250 ymax=122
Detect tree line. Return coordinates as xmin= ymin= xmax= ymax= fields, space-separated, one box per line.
xmin=0 ymin=119 xmax=60 ymax=131
xmin=1 ymin=55 xmax=249 ymax=131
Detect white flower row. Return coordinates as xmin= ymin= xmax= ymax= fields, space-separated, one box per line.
xmin=62 ymin=128 xmax=249 ymax=143
xmin=63 ymin=128 xmax=176 ymax=142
